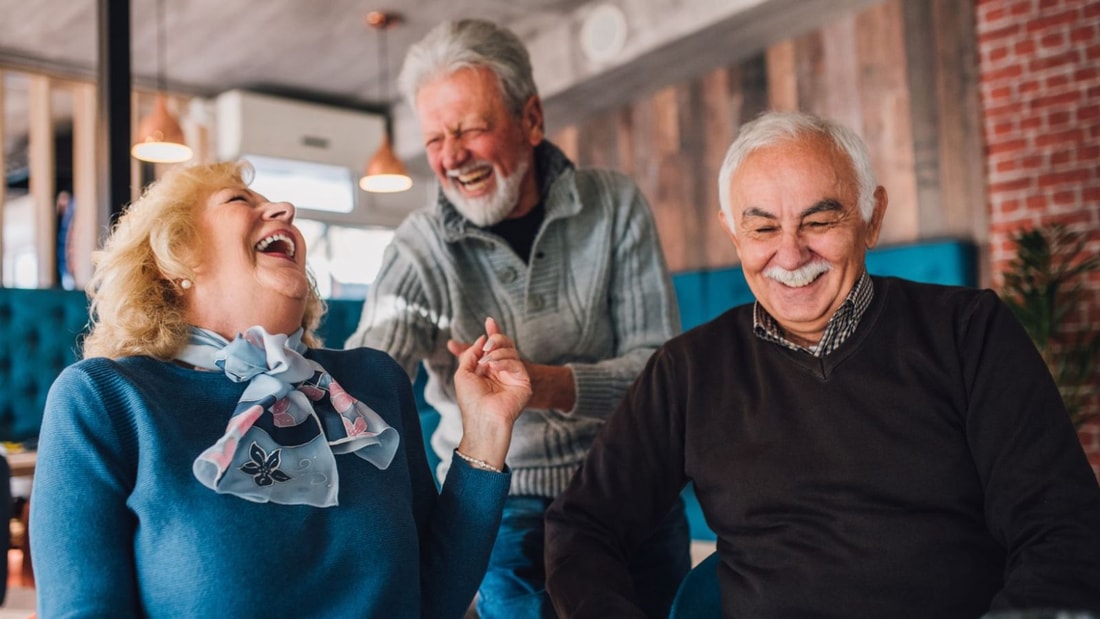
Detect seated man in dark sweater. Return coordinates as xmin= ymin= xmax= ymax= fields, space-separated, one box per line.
xmin=545 ymin=110 xmax=1100 ymax=618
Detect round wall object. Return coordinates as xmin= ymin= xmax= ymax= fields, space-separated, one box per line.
xmin=580 ymin=3 xmax=628 ymax=63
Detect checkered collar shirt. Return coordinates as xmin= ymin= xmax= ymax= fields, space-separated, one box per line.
xmin=753 ymin=270 xmax=874 ymax=358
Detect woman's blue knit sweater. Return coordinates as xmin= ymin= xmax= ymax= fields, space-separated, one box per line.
xmin=31 ymin=346 xmax=510 ymax=618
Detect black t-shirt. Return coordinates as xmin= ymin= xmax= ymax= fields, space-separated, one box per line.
xmin=487 ymin=202 xmax=546 ymax=264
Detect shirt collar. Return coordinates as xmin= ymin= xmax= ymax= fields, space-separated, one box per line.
xmin=753 ymin=270 xmax=874 ymax=357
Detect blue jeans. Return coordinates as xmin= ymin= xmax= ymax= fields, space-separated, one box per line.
xmin=476 ymin=495 xmax=691 ymax=619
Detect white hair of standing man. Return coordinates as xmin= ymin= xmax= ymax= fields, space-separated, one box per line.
xmin=718 ymin=111 xmax=878 ymax=228
xmin=398 ymin=18 xmax=539 ymax=119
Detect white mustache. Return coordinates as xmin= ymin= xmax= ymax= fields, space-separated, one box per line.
xmin=764 ymin=261 xmax=832 ymax=287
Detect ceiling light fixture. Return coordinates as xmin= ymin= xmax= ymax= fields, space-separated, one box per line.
xmin=580 ymin=4 xmax=629 ymax=64
xmin=360 ymin=10 xmax=412 ymax=193
xmin=132 ymin=0 xmax=192 ymax=163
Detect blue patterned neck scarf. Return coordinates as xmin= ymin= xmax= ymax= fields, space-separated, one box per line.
xmin=178 ymin=326 xmax=399 ymax=508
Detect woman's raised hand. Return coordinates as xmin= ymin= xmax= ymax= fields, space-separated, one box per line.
xmin=453 ymin=317 xmax=531 ymax=471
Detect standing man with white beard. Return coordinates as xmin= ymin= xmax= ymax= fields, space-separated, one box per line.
xmin=345 ymin=18 xmax=690 ymax=619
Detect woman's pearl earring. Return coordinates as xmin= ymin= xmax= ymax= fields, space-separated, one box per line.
xmin=179 ymin=278 xmax=193 ymax=290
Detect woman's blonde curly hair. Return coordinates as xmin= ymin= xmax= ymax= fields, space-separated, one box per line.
xmin=81 ymin=160 xmax=325 ymax=360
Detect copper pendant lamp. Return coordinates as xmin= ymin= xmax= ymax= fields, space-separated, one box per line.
xmin=132 ymin=0 xmax=192 ymax=163
xmin=359 ymin=11 xmax=412 ymax=193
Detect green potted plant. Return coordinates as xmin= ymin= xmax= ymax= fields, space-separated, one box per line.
xmin=999 ymin=223 xmax=1100 ymax=428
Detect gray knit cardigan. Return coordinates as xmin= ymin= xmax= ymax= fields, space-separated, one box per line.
xmin=346 ymin=142 xmax=680 ymax=497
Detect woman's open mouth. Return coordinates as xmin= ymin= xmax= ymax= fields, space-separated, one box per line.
xmin=254 ymin=233 xmax=296 ymax=260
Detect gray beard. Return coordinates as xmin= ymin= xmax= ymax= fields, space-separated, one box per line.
xmin=443 ymin=158 xmax=530 ymax=227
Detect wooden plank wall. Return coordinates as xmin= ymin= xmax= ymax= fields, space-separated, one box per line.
xmin=551 ymin=0 xmax=985 ymax=276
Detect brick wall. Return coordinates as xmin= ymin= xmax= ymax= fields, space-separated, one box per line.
xmin=977 ymin=0 xmax=1100 ymax=477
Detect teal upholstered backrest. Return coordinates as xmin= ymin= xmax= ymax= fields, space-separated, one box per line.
xmin=314 ymin=299 xmax=365 ymax=349
xmin=0 ymin=288 xmax=89 ymax=443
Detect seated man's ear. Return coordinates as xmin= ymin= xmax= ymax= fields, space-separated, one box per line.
xmin=522 ymin=96 xmax=545 ymax=146
xmin=718 ymin=209 xmax=743 ymax=257
xmin=865 ymin=186 xmax=889 ymax=249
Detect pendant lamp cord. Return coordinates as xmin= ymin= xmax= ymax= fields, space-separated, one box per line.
xmin=378 ymin=21 xmax=389 ymax=111
xmin=156 ymin=0 xmax=167 ymax=92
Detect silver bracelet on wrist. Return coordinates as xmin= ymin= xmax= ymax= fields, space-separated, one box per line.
xmin=454 ymin=449 xmax=504 ymax=474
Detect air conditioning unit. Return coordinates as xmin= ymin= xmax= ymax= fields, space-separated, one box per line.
xmin=215 ymin=89 xmax=427 ymax=226
xmin=216 ymin=89 xmax=383 ymax=170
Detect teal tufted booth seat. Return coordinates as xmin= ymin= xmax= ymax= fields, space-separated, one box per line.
xmin=0 ymin=288 xmax=90 ymax=443
xmin=0 ymin=239 xmax=978 ymax=538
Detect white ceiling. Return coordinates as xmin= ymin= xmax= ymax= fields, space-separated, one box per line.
xmin=0 ymin=0 xmax=594 ymax=107
xmin=1 ymin=0 xmax=885 ymax=168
